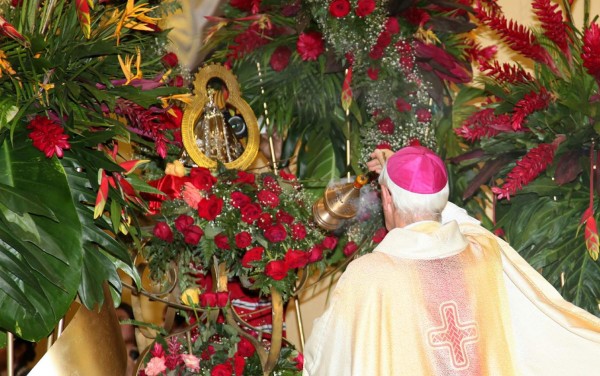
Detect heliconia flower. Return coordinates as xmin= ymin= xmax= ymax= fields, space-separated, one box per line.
xmin=479 ymin=60 xmax=534 ymax=84
xmin=341 ymin=66 xmax=353 ymax=112
xmin=75 ymin=0 xmax=93 ymax=39
xmin=455 ymin=108 xmax=514 ymax=142
xmin=475 ymin=4 xmax=558 ymax=74
xmin=0 ymin=16 xmax=26 ymax=43
xmin=492 ymin=137 xmax=564 ymax=200
xmin=582 ymin=23 xmax=600 ymax=84
xmin=511 ymin=87 xmax=553 ymax=130
xmin=532 ymin=0 xmax=571 ymax=60
xmin=584 ymin=216 xmax=599 ymax=261
xmin=27 ymin=115 xmax=71 ymax=158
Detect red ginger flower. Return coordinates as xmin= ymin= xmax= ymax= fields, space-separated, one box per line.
xmin=479 ymin=60 xmax=534 ymax=84
xmin=532 ymin=0 xmax=571 ymax=59
xmin=27 ymin=116 xmax=71 ymax=158
xmin=582 ymin=23 xmax=600 ymax=84
xmin=455 ymin=108 xmax=514 ymax=142
xmin=511 ymin=87 xmax=553 ymax=130
xmin=492 ymin=136 xmax=564 ymax=200
xmin=297 ymin=32 xmax=325 ymax=61
xmin=475 ymin=4 xmax=558 ymax=74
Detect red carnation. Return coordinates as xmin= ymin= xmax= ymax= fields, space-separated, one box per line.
xmin=285 ymin=249 xmax=309 ymax=269
xmin=161 ymin=52 xmax=179 ymax=68
xmin=240 ymin=203 xmax=262 ymax=224
xmin=297 ymin=32 xmax=325 ymax=61
xmin=241 ymin=246 xmax=264 ymax=268
xmin=355 ymin=0 xmax=376 ymax=17
xmin=153 ymin=222 xmax=173 ymax=242
xmin=377 ymin=118 xmax=395 ymax=134
xmin=265 ymin=260 xmax=289 ymax=280
xmin=270 ymin=46 xmax=292 ymax=72
xmin=329 ymin=0 xmax=350 ymax=18
xmin=27 ymin=116 xmax=71 ymax=158
xmin=264 ymin=223 xmax=287 ymax=242
xmin=231 ymin=191 xmax=251 ymax=209
xmin=214 ymin=233 xmax=230 ymax=250
xmin=198 ymin=194 xmax=224 ymax=220
xmin=235 ymin=231 xmax=252 ymax=248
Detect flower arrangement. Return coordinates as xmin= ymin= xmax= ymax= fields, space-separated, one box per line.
xmin=452 ymin=0 xmax=600 ymax=315
xmin=0 ymin=0 xmax=187 ymax=342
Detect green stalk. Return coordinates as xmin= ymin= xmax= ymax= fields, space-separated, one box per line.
xmin=584 ymin=0 xmax=590 ymax=27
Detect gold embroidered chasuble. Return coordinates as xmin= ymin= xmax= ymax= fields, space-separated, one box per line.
xmin=303 ymin=221 xmax=600 ymax=375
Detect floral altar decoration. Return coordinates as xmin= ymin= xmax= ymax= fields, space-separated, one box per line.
xmin=452 ymin=0 xmax=600 ymax=316
xmin=0 ymin=0 xmax=187 ymax=345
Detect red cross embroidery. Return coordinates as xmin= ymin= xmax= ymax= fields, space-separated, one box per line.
xmin=427 ymin=301 xmax=479 ymax=369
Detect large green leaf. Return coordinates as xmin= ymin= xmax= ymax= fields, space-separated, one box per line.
xmin=297 ymin=129 xmax=339 ymax=201
xmin=0 ymin=138 xmax=82 ymax=340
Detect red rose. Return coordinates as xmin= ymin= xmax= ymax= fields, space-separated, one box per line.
xmin=377 ymin=118 xmax=395 ymax=134
xmin=355 ymin=0 xmax=376 ymax=17
xmin=211 ymin=362 xmax=233 ymax=376
xmin=235 ymin=231 xmax=252 ymax=248
xmin=161 ymin=52 xmax=179 ymax=67
xmin=343 ymin=241 xmax=358 ymax=257
xmin=322 ymin=235 xmax=338 ymax=250
xmin=201 ymin=345 xmax=215 ymax=360
xmin=231 ymin=191 xmax=251 ymax=209
xmin=153 ymin=222 xmax=173 ymax=242
xmin=385 ymin=17 xmax=400 ymax=34
xmin=270 ymin=46 xmax=292 ymax=72
xmin=175 ymin=214 xmax=194 ymax=232
xmin=233 ymin=354 xmax=245 ymax=376
xmin=262 ymin=175 xmax=282 ymax=195
xmin=416 ymin=108 xmax=431 ymax=123
xmin=372 ymin=227 xmax=387 ymax=243
xmin=170 ymin=75 xmax=184 ymax=87
xmin=367 ymin=67 xmax=379 ymax=80
xmin=183 ymin=225 xmax=204 ymax=245
xmin=250 ymin=213 xmax=270 ymax=231
xmin=291 ymin=223 xmax=307 ymax=240
xmin=257 ymin=190 xmax=280 ymax=208
xmin=395 ymin=97 xmax=412 ymax=112
xmin=234 ymin=170 xmax=256 ymax=185
xmin=276 ymin=210 xmax=294 ymax=224
xmin=237 ymin=336 xmax=256 ymax=357
xmin=308 ymin=245 xmax=324 ymax=263
xmin=285 ymin=249 xmax=309 ymax=269
xmin=240 ymin=203 xmax=262 ymax=224
xmin=296 ymin=32 xmax=325 ymax=61
xmin=241 ymin=246 xmax=264 ymax=268
xmin=190 ymin=167 xmax=217 ymax=191
xmin=216 ymin=292 xmax=229 ymax=307
xmin=198 ymin=194 xmax=224 ymax=220
xmin=264 ymin=223 xmax=287 ymax=242
xmin=265 ymin=260 xmax=289 ymax=280
xmin=279 ymin=170 xmax=296 ymax=181
xmin=375 ymin=31 xmax=392 ymax=49
xmin=376 ymin=142 xmax=392 ymax=150
xmin=200 ymin=292 xmax=217 ymax=307
xmin=329 ymin=0 xmax=350 ymax=18
xmin=215 ymin=233 xmax=230 ymax=250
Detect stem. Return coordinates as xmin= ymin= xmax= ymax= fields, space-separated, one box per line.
xmin=584 ymin=0 xmax=590 ymax=27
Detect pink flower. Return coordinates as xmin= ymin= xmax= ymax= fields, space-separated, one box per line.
xmin=182 ymin=182 xmax=203 ymax=208
xmin=329 ymin=0 xmax=350 ymax=18
xmin=181 ymin=354 xmax=200 ymax=372
xmin=297 ymin=32 xmax=325 ymax=61
xmin=145 ymin=357 xmax=167 ymax=376
xmin=355 ymin=0 xmax=375 ymax=17
xmin=27 ymin=116 xmax=71 ymax=158
xmin=270 ymin=46 xmax=292 ymax=71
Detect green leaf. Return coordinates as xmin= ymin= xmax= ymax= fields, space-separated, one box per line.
xmin=0 ymin=137 xmax=82 ymax=341
xmin=0 ymin=183 xmax=57 ymax=220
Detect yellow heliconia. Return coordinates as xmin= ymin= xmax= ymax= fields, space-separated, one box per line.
xmin=118 ymin=47 xmax=142 ymax=84
xmin=0 ymin=50 xmax=16 ymax=77
xmin=415 ymin=27 xmax=441 ymax=45
xmin=113 ymin=0 xmax=160 ymax=45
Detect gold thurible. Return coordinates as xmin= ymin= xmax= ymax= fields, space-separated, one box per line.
xmin=313 ymin=175 xmax=369 ymax=231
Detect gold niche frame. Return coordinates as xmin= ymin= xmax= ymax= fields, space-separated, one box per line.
xmin=181 ymin=64 xmax=260 ymax=170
